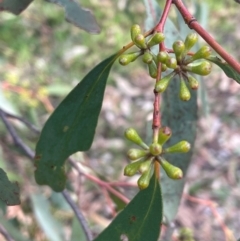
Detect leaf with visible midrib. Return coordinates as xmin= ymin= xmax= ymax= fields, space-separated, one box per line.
xmin=93 ymin=175 xmax=163 ymax=241
xmin=208 ymin=55 xmax=240 ymax=83
xmin=34 ymin=54 xmax=117 ymax=192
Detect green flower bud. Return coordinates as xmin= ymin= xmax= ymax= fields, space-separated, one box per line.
xmin=139 ymin=157 xmax=154 ymax=173
xmin=119 ymin=51 xmax=142 ymax=66
xmin=173 ymin=40 xmax=185 ymax=62
xmin=164 ymin=140 xmax=191 ymax=153
xmin=134 ymin=34 xmax=147 ymax=49
xmin=149 ymin=143 xmax=162 ymax=156
xmin=187 ymin=74 xmax=199 ymax=90
xmin=160 ymin=158 xmax=183 ymax=179
xmin=155 ymin=71 xmax=175 ymax=93
xmin=131 ymin=24 xmax=141 ymax=42
xmin=184 ymin=32 xmax=198 ymax=52
xmin=147 ymin=32 xmax=165 ymax=47
xmin=148 ymin=61 xmax=157 ymax=78
xmin=179 ymin=78 xmax=191 ymax=101
xmin=165 ymin=57 xmax=177 ymax=69
xmin=124 ymin=159 xmax=144 ymax=176
xmin=184 ymin=61 xmax=212 ymax=76
xmin=158 ymin=126 xmax=172 ymax=145
xmin=157 ymin=51 xmax=169 ymax=64
xmin=137 ymin=165 xmax=153 ymax=190
xmin=142 ymin=51 xmax=153 ymax=64
xmin=124 ymin=128 xmax=149 ymax=149
xmin=127 ymin=148 xmax=149 ymax=161
xmin=161 ymin=64 xmax=167 ymax=72
xmin=184 ymin=45 xmax=212 ymax=64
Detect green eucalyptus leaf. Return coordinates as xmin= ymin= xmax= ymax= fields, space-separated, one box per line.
xmin=161 ymin=76 xmax=197 ymax=223
xmin=46 ymin=0 xmax=100 ymax=34
xmin=0 ymin=0 xmax=33 ymax=15
xmin=208 ymin=55 xmax=240 ymax=83
xmin=93 ymin=175 xmax=162 ymax=241
xmin=70 ymin=217 xmax=87 ymax=241
xmin=34 ymin=54 xmax=117 ymax=191
xmin=31 ymin=193 xmax=64 ymax=241
xmin=0 ymin=168 xmax=20 ymax=206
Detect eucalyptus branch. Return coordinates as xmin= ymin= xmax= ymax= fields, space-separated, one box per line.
xmin=0 ymin=109 xmax=93 ymax=241
xmin=0 ymin=225 xmax=15 ymax=241
xmin=0 ymin=108 xmax=34 ymax=159
xmin=1 ymin=110 xmax=40 ymax=134
xmin=62 ymin=190 xmax=93 ymax=241
xmin=172 ymin=0 xmax=240 ymax=73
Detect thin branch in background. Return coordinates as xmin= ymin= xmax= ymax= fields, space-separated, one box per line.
xmin=0 ymin=108 xmax=35 ymax=159
xmin=2 ymin=109 xmax=40 ymax=134
xmin=0 ymin=225 xmax=15 ymax=241
xmin=69 ymin=158 xmax=130 ymax=204
xmin=62 ymin=190 xmax=93 ymax=241
xmin=0 ymin=109 xmax=93 ymax=241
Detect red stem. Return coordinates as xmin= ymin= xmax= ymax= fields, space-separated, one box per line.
xmin=172 ymin=0 xmax=240 ymax=73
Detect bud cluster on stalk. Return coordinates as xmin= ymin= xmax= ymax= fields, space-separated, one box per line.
xmin=118 ymin=24 xmax=165 ymax=78
xmin=124 ymin=127 xmax=191 ymax=190
xmin=155 ymin=32 xmax=212 ymax=101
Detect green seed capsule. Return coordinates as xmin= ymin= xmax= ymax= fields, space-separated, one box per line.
xmin=119 ymin=51 xmax=141 ymax=66
xmin=164 ymin=140 xmax=191 ymax=153
xmin=173 ymin=40 xmax=185 ymax=62
xmin=160 ymin=158 xmax=183 ymax=179
xmin=142 ymin=52 xmax=153 ymax=64
xmin=139 ymin=157 xmax=154 ymax=173
xmin=147 ymin=32 xmax=165 ymax=47
xmin=184 ymin=32 xmax=198 ymax=52
xmin=134 ymin=34 xmax=147 ymax=49
xmin=157 ymin=51 xmax=169 ymax=64
xmin=137 ymin=165 xmax=153 ymax=190
xmin=124 ymin=159 xmax=144 ymax=176
xmin=179 ymin=78 xmax=191 ymax=101
xmin=127 ymin=149 xmax=149 ymax=161
xmin=165 ymin=57 xmax=177 ymax=69
xmin=187 ymin=74 xmax=199 ymax=90
xmin=158 ymin=126 xmax=172 ymax=145
xmin=184 ymin=61 xmax=212 ymax=76
xmin=124 ymin=128 xmax=149 ymax=149
xmin=148 ymin=61 xmax=157 ymax=78
xmin=131 ymin=24 xmax=141 ymax=42
xmin=155 ymin=71 xmax=175 ymax=93
xmin=149 ymin=143 xmax=162 ymax=156
xmin=184 ymin=45 xmax=212 ymax=64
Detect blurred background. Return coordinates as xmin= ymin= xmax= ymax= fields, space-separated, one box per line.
xmin=0 ymin=0 xmax=240 ymax=240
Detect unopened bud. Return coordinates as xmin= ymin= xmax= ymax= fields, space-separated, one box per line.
xmin=187 ymin=74 xmax=199 ymax=90
xmin=185 ymin=45 xmax=212 ymax=64
xmin=148 ymin=61 xmax=157 ymax=78
xmin=137 ymin=165 xmax=153 ymax=190
xmin=131 ymin=24 xmax=141 ymax=42
xmin=184 ymin=61 xmax=212 ymax=76
xmin=142 ymin=52 xmax=153 ymax=64
xmin=157 ymin=51 xmax=169 ymax=64
xmin=164 ymin=140 xmax=191 ymax=153
xmin=173 ymin=40 xmax=185 ymax=62
xmin=124 ymin=128 xmax=149 ymax=149
xmin=165 ymin=57 xmax=177 ymax=69
xmin=147 ymin=32 xmax=165 ymax=47
xmin=158 ymin=126 xmax=172 ymax=145
xmin=127 ymin=149 xmax=149 ymax=161
xmin=139 ymin=157 xmax=154 ymax=173
xmin=134 ymin=34 xmax=147 ymax=49
xmin=124 ymin=159 xmax=144 ymax=176
xmin=119 ymin=51 xmax=141 ymax=66
xmin=179 ymin=78 xmax=191 ymax=101
xmin=160 ymin=158 xmax=183 ymax=179
xmin=155 ymin=71 xmax=175 ymax=93
xmin=149 ymin=143 xmax=162 ymax=156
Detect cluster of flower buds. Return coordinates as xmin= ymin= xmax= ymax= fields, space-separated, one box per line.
xmin=118 ymin=24 xmax=165 ymax=78
xmin=124 ymin=127 xmax=191 ymax=190
xmin=155 ymin=32 xmax=212 ymax=101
